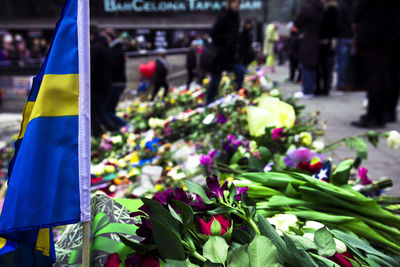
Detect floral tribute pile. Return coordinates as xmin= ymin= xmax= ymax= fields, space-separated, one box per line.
xmin=1 ymin=67 xmax=400 ymax=266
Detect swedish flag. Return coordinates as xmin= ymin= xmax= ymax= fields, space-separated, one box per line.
xmin=0 ymin=0 xmax=90 ymax=264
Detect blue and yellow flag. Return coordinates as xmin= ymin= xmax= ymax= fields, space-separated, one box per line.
xmin=0 ymin=0 xmax=90 ymax=263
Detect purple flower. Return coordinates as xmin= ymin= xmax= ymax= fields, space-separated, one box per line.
xmin=208 ymin=149 xmax=217 ymax=158
xmin=272 ymin=128 xmax=285 ymax=141
xmin=235 ymin=186 xmax=248 ymax=200
xmin=216 ymin=113 xmax=228 ymax=124
xmin=285 ymin=147 xmax=323 ymax=168
xmin=358 ymin=166 xmax=372 ymax=185
xmin=200 ymin=154 xmax=212 ymax=166
xmin=206 ymin=174 xmax=228 ymax=199
xmin=263 ymin=162 xmax=274 ymax=172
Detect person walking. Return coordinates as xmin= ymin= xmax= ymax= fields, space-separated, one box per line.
xmin=239 ymin=19 xmax=256 ymax=68
xmin=351 ymin=0 xmax=397 ymax=128
xmin=186 ymin=40 xmax=198 ymax=89
xmin=103 ymin=29 xmax=127 ymax=127
xmin=151 ymin=50 xmax=170 ymax=101
xmin=263 ymin=23 xmax=279 ymax=73
xmin=315 ymin=0 xmax=339 ymax=96
xmin=293 ymin=0 xmax=324 ymax=99
xmin=206 ymin=0 xmax=245 ymax=104
xmin=90 ymin=25 xmax=119 ymax=137
xmin=287 ymin=25 xmax=301 ymax=83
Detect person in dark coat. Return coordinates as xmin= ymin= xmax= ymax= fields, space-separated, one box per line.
xmin=186 ymin=40 xmax=198 ymax=89
xmin=351 ymin=0 xmax=398 ymax=128
xmin=90 ymin=25 xmax=119 ymax=137
xmin=103 ymin=29 xmax=127 ymax=127
xmin=315 ymin=0 xmax=339 ymax=96
xmin=287 ymin=25 xmax=301 ymax=82
xmin=335 ymin=0 xmax=354 ymax=90
xmin=207 ymin=0 xmax=245 ymax=103
xmin=151 ymin=50 xmax=170 ymax=101
xmin=293 ymin=0 xmax=324 ymax=99
xmin=238 ymin=19 xmax=256 ymax=68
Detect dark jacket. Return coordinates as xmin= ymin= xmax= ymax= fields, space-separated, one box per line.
xmin=186 ymin=48 xmax=197 ymax=70
xmin=210 ymin=7 xmax=240 ymax=73
xmin=238 ymin=27 xmax=256 ymax=67
xmin=153 ymin=57 xmax=169 ymax=84
xmin=90 ymin=36 xmax=113 ymax=97
xmin=353 ymin=0 xmax=397 ymax=48
xmin=110 ymin=39 xmax=126 ymax=84
xmin=295 ymin=0 xmax=324 ymax=67
xmin=320 ymin=1 xmax=339 ymax=40
xmin=337 ymin=0 xmax=354 ymax=38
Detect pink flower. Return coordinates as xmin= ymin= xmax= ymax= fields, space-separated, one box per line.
xmin=198 ymin=214 xmax=231 ymax=236
xmin=121 ymin=126 xmax=128 ymax=134
xmin=141 ymin=256 xmax=160 ymax=267
xmin=105 ymin=253 xmax=121 ymax=267
xmin=272 ymin=128 xmax=285 ymax=141
xmin=358 ymin=167 xmax=372 ymax=185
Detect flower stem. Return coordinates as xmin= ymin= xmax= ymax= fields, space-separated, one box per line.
xmin=248 ymin=218 xmax=261 ymax=235
xmin=193 ymin=251 xmax=207 ymax=262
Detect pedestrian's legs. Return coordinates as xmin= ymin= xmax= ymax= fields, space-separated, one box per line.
xmin=104 ymin=84 xmax=126 ymax=126
xmin=152 ymin=83 xmax=161 ymax=101
xmin=163 ymin=81 xmax=170 ymax=97
xmin=186 ymin=70 xmax=195 ymax=88
xmin=335 ymin=38 xmax=352 ymax=89
xmin=300 ymin=64 xmax=316 ymax=95
xmin=232 ymin=63 xmax=246 ymax=90
xmin=207 ymin=71 xmax=222 ymax=104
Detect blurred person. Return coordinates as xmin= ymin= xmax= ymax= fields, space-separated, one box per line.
xmin=389 ymin=2 xmax=400 ymax=124
xmin=263 ymin=23 xmax=279 ymax=73
xmin=90 ymin=24 xmax=119 ymax=137
xmin=103 ymin=29 xmax=127 ymax=127
xmin=293 ymin=0 xmax=324 ymax=99
xmin=0 ymin=33 xmax=18 ymax=65
xmin=287 ymin=25 xmax=301 ymax=82
xmin=30 ymin=37 xmax=44 ymax=59
xmin=207 ymin=0 xmax=245 ymax=103
xmin=239 ymin=19 xmax=256 ymax=68
xmin=146 ymin=42 xmax=153 ymax=51
xmin=39 ymin=38 xmax=49 ymax=55
xmin=315 ymin=0 xmax=339 ymax=96
xmin=15 ymin=38 xmax=30 ymax=66
xmin=151 ymin=49 xmax=170 ymax=101
xmin=335 ymin=0 xmax=354 ymax=90
xmin=351 ymin=0 xmax=397 ymax=128
xmin=186 ymin=40 xmax=199 ymax=88
xmin=174 ymin=33 xmax=187 ymax=48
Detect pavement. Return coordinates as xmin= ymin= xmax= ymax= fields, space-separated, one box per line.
xmin=268 ymin=64 xmax=400 ymax=196
xmin=0 ymin=64 xmax=399 ymax=195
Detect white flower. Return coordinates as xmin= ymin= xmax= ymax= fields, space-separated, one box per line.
xmin=304 ymin=221 xmax=325 ymax=231
xmin=267 ymin=214 xmax=299 ymax=235
xmin=269 ymin=89 xmax=281 ymax=97
xmin=148 ymin=118 xmax=166 ymax=129
xmin=386 ymin=130 xmax=400 ymax=150
xmin=202 ymin=114 xmax=215 ymax=125
xmin=334 ymin=238 xmax=347 ymax=253
xmin=111 ymin=135 xmax=122 ymax=144
xmin=312 ymin=139 xmax=325 ymax=151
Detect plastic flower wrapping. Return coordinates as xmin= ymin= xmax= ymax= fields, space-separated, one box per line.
xmin=1 ymin=66 xmax=400 ymax=266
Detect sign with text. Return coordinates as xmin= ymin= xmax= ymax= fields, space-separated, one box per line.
xmin=104 ymin=0 xmax=263 ymax=13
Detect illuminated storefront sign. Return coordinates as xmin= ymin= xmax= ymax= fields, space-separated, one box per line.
xmin=104 ymin=0 xmax=263 ymax=13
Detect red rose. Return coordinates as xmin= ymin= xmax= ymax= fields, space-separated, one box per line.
xmin=309 ymin=161 xmax=323 ymax=173
xmin=329 ymin=252 xmax=355 ymax=267
xmin=105 ymin=253 xmax=121 ymax=267
xmin=198 ymin=214 xmax=231 ymax=236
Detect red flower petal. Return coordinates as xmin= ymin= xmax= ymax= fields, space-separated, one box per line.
xmin=105 ymin=253 xmax=121 ymax=267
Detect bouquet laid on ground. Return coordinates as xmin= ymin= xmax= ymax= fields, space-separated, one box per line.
xmin=104 ymin=174 xmax=399 ymax=267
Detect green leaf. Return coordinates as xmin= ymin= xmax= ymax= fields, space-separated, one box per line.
xmin=314 ymin=227 xmax=336 ymax=257
xmin=184 ymin=180 xmax=212 ymax=204
xmin=141 ymin=198 xmax=180 ymax=234
xmin=284 ymin=182 xmax=300 ymax=198
xmin=117 ymin=234 xmax=154 ymax=253
xmin=229 ymin=184 xmax=237 ymax=204
xmin=152 ymin=219 xmax=185 ymax=260
xmin=232 ymin=229 xmax=253 ymax=245
xmin=203 ymin=236 xmax=229 ymax=264
xmin=172 ymin=200 xmax=194 ymax=226
xmin=228 ymin=245 xmax=250 ymax=267
xmin=248 ymin=235 xmax=278 ymax=267
xmin=165 ymin=259 xmax=187 ymax=267
xmin=248 ymin=156 xmax=265 ymax=171
xmin=330 ymin=159 xmax=354 ymax=186
xmin=286 ymin=234 xmax=317 ymax=251
xmin=184 ymin=259 xmax=200 ymax=267
xmin=367 ymin=131 xmax=379 ymax=147
xmin=259 ymin=146 xmax=271 ymax=162
xmin=284 ymin=234 xmax=319 ymax=267
xmin=309 ymin=252 xmax=340 ymax=267
xmin=211 ymin=218 xmax=222 ymax=236
xmin=207 ymin=206 xmax=233 ymax=216
xmin=168 ymin=205 xmax=183 ymax=224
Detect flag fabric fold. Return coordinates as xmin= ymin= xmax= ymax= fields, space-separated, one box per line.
xmin=0 ymin=0 xmax=90 ymax=263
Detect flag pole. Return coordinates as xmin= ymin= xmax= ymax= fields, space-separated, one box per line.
xmin=82 ymin=221 xmax=91 ymax=267
xmin=77 ymin=0 xmax=91 ymax=265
